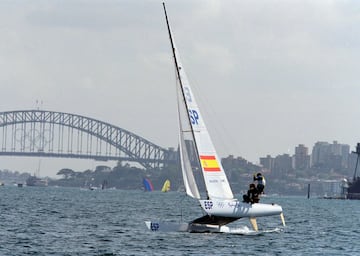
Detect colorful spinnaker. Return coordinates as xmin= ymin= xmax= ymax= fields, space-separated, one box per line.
xmin=161 ymin=179 xmax=171 ymax=192
xmin=143 ymin=178 xmax=154 ymax=192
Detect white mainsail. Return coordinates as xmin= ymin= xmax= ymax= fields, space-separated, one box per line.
xmin=177 ymin=89 xmax=201 ymax=199
xmin=166 ymin=15 xmax=234 ymax=201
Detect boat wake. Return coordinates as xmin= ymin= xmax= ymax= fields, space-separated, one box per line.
xmin=222 ymin=226 xmax=283 ymax=235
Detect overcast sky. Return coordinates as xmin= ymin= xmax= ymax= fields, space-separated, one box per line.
xmin=1 ymin=0 xmax=360 ymax=178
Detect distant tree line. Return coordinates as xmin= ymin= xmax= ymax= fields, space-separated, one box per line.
xmin=51 ymin=161 xmax=183 ymax=191
xmin=0 ymin=169 xmax=31 ymax=184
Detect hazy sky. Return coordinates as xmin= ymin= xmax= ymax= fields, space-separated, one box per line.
xmin=1 ymin=0 xmax=360 ymax=177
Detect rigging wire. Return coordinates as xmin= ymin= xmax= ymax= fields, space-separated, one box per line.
xmin=185 ymin=59 xmax=242 ymax=159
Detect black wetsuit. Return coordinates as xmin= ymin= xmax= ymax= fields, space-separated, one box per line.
xmin=243 ymin=187 xmax=259 ymax=204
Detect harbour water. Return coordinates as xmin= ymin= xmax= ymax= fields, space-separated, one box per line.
xmin=0 ymin=186 xmax=359 ymax=255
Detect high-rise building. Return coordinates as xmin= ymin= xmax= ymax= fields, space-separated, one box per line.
xmin=273 ymin=154 xmax=293 ymax=175
xmin=311 ymin=141 xmax=329 ymax=167
xmin=294 ymin=144 xmax=310 ymax=170
xmin=259 ymin=155 xmax=274 ymax=171
xmin=311 ymin=141 xmax=350 ymax=169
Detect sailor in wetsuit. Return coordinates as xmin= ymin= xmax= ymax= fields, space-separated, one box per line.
xmin=243 ymin=183 xmax=260 ymax=204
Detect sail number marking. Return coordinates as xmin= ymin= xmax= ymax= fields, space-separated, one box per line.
xmin=184 ymin=87 xmax=192 ymax=102
xmin=189 ymin=110 xmax=199 ymax=125
xmin=150 ymin=222 xmax=160 ymax=231
xmin=204 ymin=201 xmax=213 ymax=210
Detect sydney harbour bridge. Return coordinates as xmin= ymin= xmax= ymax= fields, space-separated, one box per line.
xmin=0 ymin=110 xmax=178 ymax=169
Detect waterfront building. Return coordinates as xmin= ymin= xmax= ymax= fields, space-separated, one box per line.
xmin=259 ymin=155 xmax=274 ymax=171
xmin=273 ymin=154 xmax=293 ymax=176
xmin=311 ymin=141 xmax=350 ymax=170
xmin=294 ymin=144 xmax=310 ymax=170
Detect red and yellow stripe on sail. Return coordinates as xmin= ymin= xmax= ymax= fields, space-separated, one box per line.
xmin=200 ymin=155 xmax=221 ymax=172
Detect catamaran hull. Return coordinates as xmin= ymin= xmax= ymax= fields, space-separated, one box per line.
xmin=199 ymin=200 xmax=283 ymax=218
xmin=145 ymin=220 xmax=271 ymax=234
xmin=145 ymin=221 xmax=189 ymax=232
xmin=145 ymin=220 xmax=235 ymax=233
xmin=145 ymin=201 xmax=284 ymax=233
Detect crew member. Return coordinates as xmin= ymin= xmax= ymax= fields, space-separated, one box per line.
xmin=243 ymin=183 xmax=260 ymax=204
xmin=253 ymin=172 xmax=266 ymax=194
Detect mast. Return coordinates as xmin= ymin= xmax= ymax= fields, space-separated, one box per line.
xmin=162 ymin=3 xmax=207 ymax=198
xmin=163 ymin=3 xmax=180 ymax=83
xmin=162 ymin=3 xmax=197 ymax=145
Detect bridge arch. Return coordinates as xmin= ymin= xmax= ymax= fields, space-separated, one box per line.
xmin=0 ymin=110 xmax=175 ymax=169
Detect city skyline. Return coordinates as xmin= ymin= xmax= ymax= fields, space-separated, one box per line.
xmin=1 ymin=138 xmax=357 ymax=179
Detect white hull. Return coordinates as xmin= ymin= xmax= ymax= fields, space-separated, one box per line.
xmin=199 ymin=199 xmax=283 ymax=218
xmin=145 ymin=220 xmax=280 ymax=234
xmin=145 ymin=221 xmax=189 ymax=232
xmin=145 ymin=199 xmax=285 ymax=233
xmin=144 ymin=220 xmax=232 ymax=233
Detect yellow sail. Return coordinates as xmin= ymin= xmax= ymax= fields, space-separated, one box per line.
xmin=161 ymin=179 xmax=171 ymax=192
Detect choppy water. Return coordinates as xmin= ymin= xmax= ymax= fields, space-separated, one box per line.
xmin=0 ymin=186 xmax=359 ymax=255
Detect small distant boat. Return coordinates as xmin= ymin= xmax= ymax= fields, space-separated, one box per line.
xmin=101 ymin=180 xmax=108 ymax=190
xmin=26 ymin=175 xmax=48 ymax=187
xmin=26 ymin=159 xmax=48 ymax=187
xmin=161 ymin=179 xmax=171 ymax=192
xmin=143 ymin=178 xmax=154 ymax=192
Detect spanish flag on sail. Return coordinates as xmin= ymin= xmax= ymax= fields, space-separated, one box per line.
xmin=200 ymin=155 xmax=221 ymax=172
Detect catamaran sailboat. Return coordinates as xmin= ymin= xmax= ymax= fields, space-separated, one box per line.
xmin=146 ymin=3 xmax=285 ymax=233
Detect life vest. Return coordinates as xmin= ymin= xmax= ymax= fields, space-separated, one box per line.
xmin=254 ymin=173 xmax=266 ymax=186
